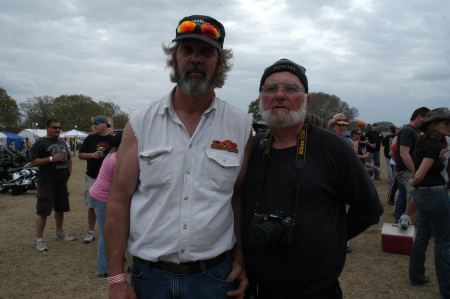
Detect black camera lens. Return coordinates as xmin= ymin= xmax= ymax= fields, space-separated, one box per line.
xmin=248 ymin=221 xmax=283 ymax=247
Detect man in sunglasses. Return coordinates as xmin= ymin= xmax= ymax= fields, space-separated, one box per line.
xmin=30 ymin=119 xmax=74 ymax=252
xmin=364 ymin=123 xmax=384 ymax=180
xmin=241 ymin=59 xmax=383 ymax=298
xmin=79 ymin=115 xmax=115 ymax=245
xmin=105 ymin=15 xmax=252 ymax=298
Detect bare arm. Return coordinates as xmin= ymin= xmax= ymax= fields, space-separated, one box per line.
xmin=400 ymin=145 xmax=415 ymax=174
xmin=226 ymin=133 xmax=252 ymax=299
xmin=29 ymin=152 xmax=67 ymax=167
xmin=67 ymin=157 xmax=72 ymax=181
xmin=364 ymin=161 xmax=380 ymax=171
xmin=357 ymin=139 xmax=368 ymax=145
xmin=105 ymin=122 xmax=139 ymax=299
xmin=409 ymin=157 xmax=434 ymax=187
xmin=389 ymin=137 xmax=397 ymax=160
xmin=352 ymin=141 xmax=358 ymax=153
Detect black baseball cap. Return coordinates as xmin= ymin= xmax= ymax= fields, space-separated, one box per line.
xmin=259 ymin=58 xmax=308 ymax=93
xmin=172 ymin=15 xmax=225 ymax=49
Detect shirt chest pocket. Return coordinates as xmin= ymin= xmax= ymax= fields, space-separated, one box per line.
xmin=139 ymin=147 xmax=172 ymax=189
xmin=204 ymin=149 xmax=242 ymax=193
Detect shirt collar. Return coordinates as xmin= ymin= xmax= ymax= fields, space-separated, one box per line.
xmin=158 ymin=87 xmax=218 ymax=116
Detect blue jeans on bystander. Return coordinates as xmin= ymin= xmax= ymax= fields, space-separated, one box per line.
xmin=366 ymin=151 xmax=381 ymax=178
xmin=384 ymin=157 xmax=394 ymax=184
xmin=394 ymin=180 xmax=407 ymax=222
xmin=409 ymin=188 xmax=450 ymax=298
xmin=91 ymin=196 xmax=107 ymax=275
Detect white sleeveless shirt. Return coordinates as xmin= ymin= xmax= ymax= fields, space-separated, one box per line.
xmin=128 ymin=90 xmax=252 ymax=263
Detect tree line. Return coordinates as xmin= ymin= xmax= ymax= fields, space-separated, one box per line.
xmin=2 ymin=87 xmax=396 ymax=134
xmin=248 ymin=91 xmax=395 ymax=132
xmin=0 ymin=87 xmax=129 ymax=133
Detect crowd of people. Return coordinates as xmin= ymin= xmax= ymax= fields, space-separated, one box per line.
xmin=25 ymin=14 xmax=450 ymax=299
xmin=322 ymin=107 xmax=450 ymax=298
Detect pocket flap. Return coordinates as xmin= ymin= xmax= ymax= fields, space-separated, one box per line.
xmin=205 ymin=149 xmax=241 ymax=167
xmin=139 ymin=147 xmax=172 ymax=158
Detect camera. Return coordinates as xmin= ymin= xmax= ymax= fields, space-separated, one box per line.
xmin=247 ymin=211 xmax=294 ymax=247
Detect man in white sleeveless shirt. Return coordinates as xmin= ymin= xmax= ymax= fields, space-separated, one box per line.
xmin=104 ymin=15 xmax=252 ymax=299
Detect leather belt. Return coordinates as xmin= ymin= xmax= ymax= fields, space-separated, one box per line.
xmin=415 ymin=185 xmax=446 ymax=190
xmin=138 ymin=252 xmax=227 ymax=275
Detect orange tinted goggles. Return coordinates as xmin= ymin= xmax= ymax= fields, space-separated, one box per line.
xmin=177 ymin=21 xmax=221 ymax=40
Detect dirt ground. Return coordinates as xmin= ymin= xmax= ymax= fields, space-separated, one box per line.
xmin=0 ymin=150 xmax=443 ymax=298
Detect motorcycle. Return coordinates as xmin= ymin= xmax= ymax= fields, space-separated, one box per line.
xmin=0 ymin=149 xmax=38 ymax=196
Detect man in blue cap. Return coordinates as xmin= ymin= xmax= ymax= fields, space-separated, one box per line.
xmin=79 ymin=115 xmax=114 ymax=244
xmin=105 ymin=15 xmax=252 ymax=298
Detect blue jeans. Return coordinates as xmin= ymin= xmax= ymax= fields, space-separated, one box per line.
xmin=366 ymin=151 xmax=380 ymax=178
xmin=131 ymin=252 xmax=235 ymax=299
xmin=409 ymin=188 xmax=450 ymax=298
xmin=365 ymin=167 xmax=374 ymax=177
xmin=91 ymin=196 xmax=107 ymax=274
xmin=394 ymin=180 xmax=407 ymax=221
xmin=384 ymin=157 xmax=394 ymax=184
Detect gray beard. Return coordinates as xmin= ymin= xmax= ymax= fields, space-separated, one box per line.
xmin=175 ymin=63 xmax=215 ymax=95
xmin=260 ymin=100 xmax=307 ymax=129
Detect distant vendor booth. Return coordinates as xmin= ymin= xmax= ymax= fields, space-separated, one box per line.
xmin=1 ymin=131 xmax=24 ymax=150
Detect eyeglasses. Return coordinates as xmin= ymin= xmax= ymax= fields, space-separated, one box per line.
xmin=177 ymin=21 xmax=221 ymax=40
xmin=356 ymin=133 xmax=362 ymax=135
xmin=50 ymin=126 xmax=61 ymax=130
xmin=261 ymin=82 xmax=304 ymax=95
xmin=335 ymin=118 xmax=348 ymax=122
xmin=93 ymin=122 xmax=102 ymax=125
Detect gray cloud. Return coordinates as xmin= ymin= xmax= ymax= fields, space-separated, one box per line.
xmin=1 ymin=0 xmax=449 ymax=125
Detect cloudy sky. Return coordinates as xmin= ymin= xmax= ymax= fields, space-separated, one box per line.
xmin=1 ymin=0 xmax=449 ymax=126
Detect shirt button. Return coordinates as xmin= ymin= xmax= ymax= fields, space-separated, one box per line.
xmin=147 ymin=160 xmax=151 ymax=165
xmin=184 ymin=197 xmax=189 ymax=201
xmin=180 ymin=249 xmax=185 ymax=253
xmin=186 ymin=170 xmax=190 ymax=174
xmin=189 ymin=144 xmax=192 ymax=148
xmin=183 ymin=224 xmax=187 ymax=229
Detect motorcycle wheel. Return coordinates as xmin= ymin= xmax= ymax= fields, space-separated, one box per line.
xmin=0 ymin=186 xmax=10 ymax=194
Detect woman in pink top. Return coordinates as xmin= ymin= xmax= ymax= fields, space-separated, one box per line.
xmin=90 ymin=132 xmax=122 ymax=276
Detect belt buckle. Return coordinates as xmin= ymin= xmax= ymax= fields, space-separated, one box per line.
xmin=161 ymin=263 xmax=191 ymax=275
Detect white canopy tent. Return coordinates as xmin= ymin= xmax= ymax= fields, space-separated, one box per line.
xmin=61 ymin=129 xmax=88 ymax=138
xmin=17 ymin=129 xmax=48 ymax=144
xmin=0 ymin=132 xmax=7 ymax=146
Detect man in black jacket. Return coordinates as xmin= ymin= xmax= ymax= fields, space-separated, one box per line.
xmin=242 ymin=59 xmax=383 ymax=299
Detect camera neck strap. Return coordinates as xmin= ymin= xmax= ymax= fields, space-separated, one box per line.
xmin=256 ymin=124 xmax=309 ymax=224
